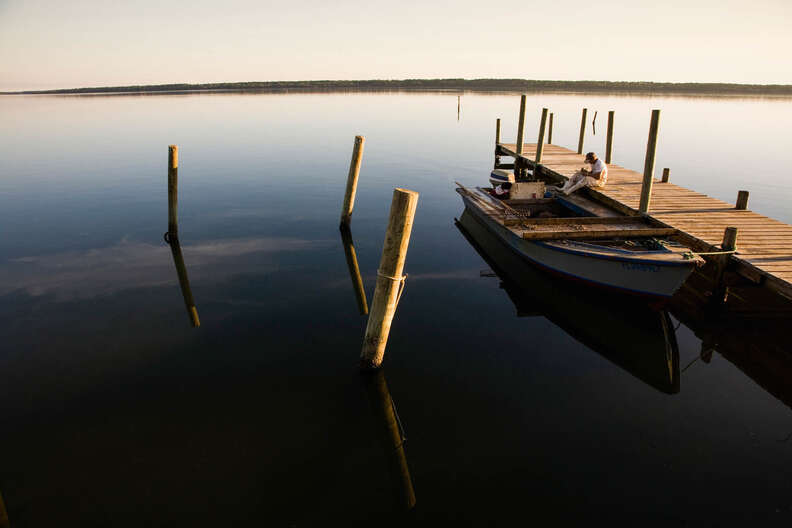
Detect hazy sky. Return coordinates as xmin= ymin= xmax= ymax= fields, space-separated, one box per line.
xmin=1 ymin=0 xmax=791 ymax=90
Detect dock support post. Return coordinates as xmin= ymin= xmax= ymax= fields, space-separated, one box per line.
xmin=662 ymin=168 xmax=670 ymax=183
xmin=360 ymin=188 xmax=419 ymax=370
xmin=548 ymin=113 xmax=554 ymax=144
xmin=535 ymin=108 xmax=548 ymax=164
xmin=735 ymin=190 xmax=749 ymax=210
xmin=340 ymin=135 xmax=365 ymax=227
xmin=577 ymin=108 xmax=587 ymax=154
xmin=638 ymin=110 xmax=661 ymax=213
xmin=515 ymin=95 xmax=526 ymax=156
xmin=605 ymin=111 xmax=614 ymax=163
xmin=495 ymin=118 xmax=501 ymax=145
xmin=712 ymin=227 xmax=738 ymax=303
xmin=168 ymin=145 xmax=179 ymax=237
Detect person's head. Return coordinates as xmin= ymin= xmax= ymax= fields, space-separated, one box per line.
xmin=502 ymin=182 xmax=512 ymax=190
xmin=585 ymin=152 xmax=598 ymax=163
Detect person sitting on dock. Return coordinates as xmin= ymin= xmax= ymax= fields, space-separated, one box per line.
xmin=557 ymin=152 xmax=608 ymax=195
xmin=489 ymin=181 xmax=512 ymax=200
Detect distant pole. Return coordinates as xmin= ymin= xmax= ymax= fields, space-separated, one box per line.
xmin=495 ymin=118 xmax=501 ymax=145
xmin=548 ymin=113 xmax=554 ymax=144
xmin=662 ymin=168 xmax=670 ymax=183
xmin=361 ymin=188 xmax=419 ymax=370
xmin=340 ymin=135 xmax=365 ymax=227
xmin=340 ymin=226 xmax=369 ymax=315
xmin=577 ymin=108 xmax=587 ymax=154
xmin=638 ymin=110 xmax=661 ymax=213
xmin=535 ymin=108 xmax=548 ymax=164
xmin=736 ymin=190 xmax=750 ymax=210
xmin=168 ymin=145 xmax=179 ymax=237
xmin=457 ymin=95 xmax=460 ymax=120
xmin=605 ymin=110 xmax=614 ymax=163
xmin=515 ymin=95 xmax=526 ymax=156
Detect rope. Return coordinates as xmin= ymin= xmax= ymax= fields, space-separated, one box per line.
xmin=377 ymin=270 xmax=408 ymax=307
xmin=390 ymin=397 xmax=408 ymax=448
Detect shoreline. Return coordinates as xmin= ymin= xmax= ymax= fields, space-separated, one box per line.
xmin=4 ymin=79 xmax=792 ymax=97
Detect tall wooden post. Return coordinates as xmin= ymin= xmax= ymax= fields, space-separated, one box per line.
xmin=515 ymin=95 xmax=526 ymax=156
xmin=548 ymin=113 xmax=554 ymax=144
xmin=736 ymin=190 xmax=749 ymax=210
xmin=577 ymin=108 xmax=587 ymax=154
xmin=361 ymin=188 xmax=419 ymax=370
xmin=340 ymin=136 xmax=365 ymax=227
xmin=168 ymin=145 xmax=178 ymax=237
xmin=362 ymin=370 xmax=416 ymax=510
xmin=662 ymin=168 xmax=670 ymax=183
xmin=340 ymin=226 xmax=369 ymax=315
xmin=605 ymin=111 xmax=614 ymax=163
xmin=638 ymin=110 xmax=661 ymax=213
xmin=535 ymin=108 xmax=549 ymax=164
xmin=495 ymin=118 xmax=501 ymax=145
xmin=713 ymin=227 xmax=738 ymax=303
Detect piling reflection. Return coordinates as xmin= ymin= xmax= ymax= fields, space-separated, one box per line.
xmin=339 ymin=225 xmax=369 ymax=315
xmin=361 ymin=370 xmax=416 ymax=510
xmin=456 ymin=210 xmax=680 ymax=394
xmin=164 ymin=233 xmax=200 ymax=327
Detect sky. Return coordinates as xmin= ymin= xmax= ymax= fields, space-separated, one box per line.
xmin=1 ymin=0 xmax=791 ymax=91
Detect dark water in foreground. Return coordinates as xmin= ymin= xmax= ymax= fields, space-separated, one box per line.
xmin=0 ymin=92 xmax=791 ymax=525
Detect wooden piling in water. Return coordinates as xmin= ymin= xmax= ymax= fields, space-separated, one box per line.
xmin=638 ymin=110 xmax=661 ymax=213
xmin=340 ymin=225 xmax=369 ymax=315
xmin=577 ymin=108 xmax=587 ymax=154
xmin=515 ymin=95 xmax=526 ymax=156
xmin=548 ymin=113 xmax=554 ymax=144
xmin=662 ymin=168 xmax=670 ymax=183
xmin=535 ymin=108 xmax=548 ymax=164
xmin=605 ymin=111 xmax=614 ymax=163
xmin=736 ymin=190 xmax=750 ymax=210
xmin=168 ymin=145 xmax=179 ymax=236
xmin=495 ymin=118 xmax=501 ymax=145
xmin=340 ymin=136 xmax=365 ymax=227
xmin=712 ymin=227 xmax=738 ymax=303
xmin=362 ymin=369 xmax=416 ymax=510
xmin=360 ymin=188 xmax=419 ymax=370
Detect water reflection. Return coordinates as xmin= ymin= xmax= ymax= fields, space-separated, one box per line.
xmin=339 ymin=226 xmax=369 ymax=315
xmin=361 ymin=370 xmax=416 ymax=510
xmin=456 ymin=209 xmax=680 ymax=394
xmin=164 ymin=232 xmax=200 ymax=327
xmin=0 ymin=490 xmax=8 ymax=528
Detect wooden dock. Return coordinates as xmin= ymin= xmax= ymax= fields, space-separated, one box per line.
xmin=495 ymin=141 xmax=792 ymax=302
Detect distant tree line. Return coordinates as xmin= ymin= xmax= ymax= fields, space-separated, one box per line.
xmin=6 ymin=78 xmax=792 ymax=95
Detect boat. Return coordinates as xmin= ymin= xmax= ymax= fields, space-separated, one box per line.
xmin=456 ymin=210 xmax=680 ymax=394
xmin=455 ymin=181 xmax=703 ymax=299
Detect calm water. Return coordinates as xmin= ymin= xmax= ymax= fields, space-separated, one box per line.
xmin=1 ymin=92 xmax=791 ymax=525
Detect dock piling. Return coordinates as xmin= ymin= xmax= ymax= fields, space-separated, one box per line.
xmin=168 ymin=145 xmax=178 ymax=236
xmin=662 ymin=168 xmax=670 ymax=183
xmin=712 ymin=227 xmax=739 ymax=303
xmin=638 ymin=110 xmax=661 ymax=213
xmin=340 ymin=135 xmax=365 ymax=227
xmin=548 ymin=112 xmax=554 ymax=144
xmin=535 ymin=108 xmax=548 ymax=163
xmin=605 ymin=111 xmax=614 ymax=163
xmin=360 ymin=188 xmax=419 ymax=370
xmin=515 ymin=95 xmax=526 ymax=156
xmin=495 ymin=118 xmax=501 ymax=145
xmin=736 ymin=190 xmax=750 ymax=210
xmin=577 ymin=108 xmax=587 ymax=154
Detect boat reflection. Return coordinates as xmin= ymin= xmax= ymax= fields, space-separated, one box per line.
xmin=456 ymin=209 xmax=680 ymax=394
xmin=165 ymin=233 xmax=201 ymax=327
xmin=340 ymin=225 xmax=369 ymax=315
xmin=361 ymin=369 xmax=416 ymax=510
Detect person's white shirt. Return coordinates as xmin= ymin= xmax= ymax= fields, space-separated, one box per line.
xmin=590 ymin=158 xmax=607 ymax=182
